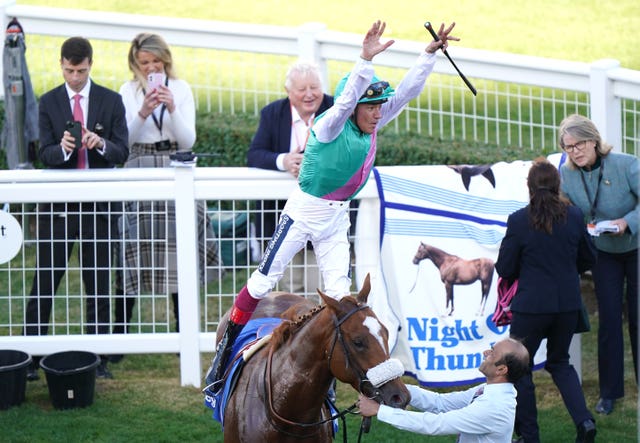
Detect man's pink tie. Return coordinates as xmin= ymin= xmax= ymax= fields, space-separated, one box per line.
xmin=73 ymin=94 xmax=87 ymax=169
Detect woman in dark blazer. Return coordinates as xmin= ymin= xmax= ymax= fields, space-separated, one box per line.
xmin=495 ymin=158 xmax=597 ymax=443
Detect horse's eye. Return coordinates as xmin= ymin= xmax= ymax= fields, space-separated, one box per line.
xmin=352 ymin=338 xmax=365 ymax=350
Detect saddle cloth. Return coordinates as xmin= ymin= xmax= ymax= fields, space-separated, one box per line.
xmin=204 ymin=317 xmax=282 ymax=426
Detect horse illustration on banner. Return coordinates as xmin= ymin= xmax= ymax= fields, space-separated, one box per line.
xmin=448 ymin=164 xmax=496 ymax=191
xmin=412 ymin=242 xmax=494 ymax=316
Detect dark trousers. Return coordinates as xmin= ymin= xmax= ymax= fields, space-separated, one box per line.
xmin=24 ymin=204 xmax=112 ymax=336
xmin=591 ymin=249 xmax=638 ymax=399
xmin=510 ymin=311 xmax=593 ymax=442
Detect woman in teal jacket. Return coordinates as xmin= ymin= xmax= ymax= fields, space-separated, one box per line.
xmin=558 ymin=113 xmax=639 ymax=416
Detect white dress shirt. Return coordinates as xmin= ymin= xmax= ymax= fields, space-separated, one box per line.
xmin=377 ymin=383 xmax=517 ymax=443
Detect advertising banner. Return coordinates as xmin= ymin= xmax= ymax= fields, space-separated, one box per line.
xmin=356 ymin=162 xmax=548 ymax=386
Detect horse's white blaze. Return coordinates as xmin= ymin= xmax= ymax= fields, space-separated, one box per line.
xmin=363 ymin=315 xmax=386 ymax=352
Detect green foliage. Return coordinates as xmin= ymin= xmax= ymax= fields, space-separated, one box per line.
xmin=0 ymin=107 xmax=552 ymax=171
xmin=374 ymin=130 xmax=538 ymax=166
xmin=189 ymin=112 xmax=539 ymax=169
xmin=0 ymin=76 xmax=536 ymax=170
xmin=192 ymin=112 xmax=259 ymax=167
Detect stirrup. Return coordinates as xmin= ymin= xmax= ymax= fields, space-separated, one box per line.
xmin=204 ymin=321 xmax=243 ymax=392
xmin=205 ymin=342 xmax=230 ymax=389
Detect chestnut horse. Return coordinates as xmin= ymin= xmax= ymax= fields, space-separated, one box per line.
xmin=214 ymin=275 xmax=410 ymax=442
xmin=412 ymin=242 xmax=494 ymax=316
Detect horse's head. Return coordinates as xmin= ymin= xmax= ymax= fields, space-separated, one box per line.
xmin=412 ymin=241 xmax=430 ymax=264
xmin=318 ymin=274 xmax=410 ymax=409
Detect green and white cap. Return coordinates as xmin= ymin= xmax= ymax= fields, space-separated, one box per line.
xmin=334 ymin=73 xmax=395 ymax=104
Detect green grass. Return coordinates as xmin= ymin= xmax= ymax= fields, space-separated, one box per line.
xmin=1 ymin=279 xmax=637 ymax=442
xmin=17 ymin=0 xmax=639 ymax=70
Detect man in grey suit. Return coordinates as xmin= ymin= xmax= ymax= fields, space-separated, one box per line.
xmin=24 ymin=37 xmax=129 ymax=380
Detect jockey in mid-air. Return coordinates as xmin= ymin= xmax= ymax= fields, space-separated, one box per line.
xmin=205 ymin=19 xmax=459 ymax=392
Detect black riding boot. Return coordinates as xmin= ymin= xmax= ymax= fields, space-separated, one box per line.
xmin=205 ymin=320 xmax=245 ymax=392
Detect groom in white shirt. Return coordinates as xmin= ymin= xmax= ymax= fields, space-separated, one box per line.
xmin=358 ymin=338 xmax=529 ymax=443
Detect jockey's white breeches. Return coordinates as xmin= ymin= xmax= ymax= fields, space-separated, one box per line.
xmin=247 ymin=187 xmax=352 ymax=300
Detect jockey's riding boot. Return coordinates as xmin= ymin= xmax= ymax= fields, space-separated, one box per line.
xmin=205 ymin=319 xmax=245 ymax=392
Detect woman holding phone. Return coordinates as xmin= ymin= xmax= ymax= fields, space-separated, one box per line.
xmin=113 ymin=33 xmax=221 ymax=348
xmin=119 ymin=32 xmax=195 ymax=163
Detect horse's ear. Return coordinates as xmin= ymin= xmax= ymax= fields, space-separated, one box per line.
xmin=356 ymin=273 xmax=371 ymax=304
xmin=318 ymin=290 xmax=341 ymax=311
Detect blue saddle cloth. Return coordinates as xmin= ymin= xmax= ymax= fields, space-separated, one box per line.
xmin=204 ymin=317 xmax=282 ymax=427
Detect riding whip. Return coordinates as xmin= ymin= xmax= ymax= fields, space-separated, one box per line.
xmin=424 ymin=22 xmax=477 ymax=96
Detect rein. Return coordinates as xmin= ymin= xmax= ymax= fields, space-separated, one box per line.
xmin=263 ymin=301 xmax=376 ymax=442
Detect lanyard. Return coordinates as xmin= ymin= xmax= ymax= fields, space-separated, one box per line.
xmin=150 ymin=104 xmax=166 ymax=134
xmin=579 ymin=161 xmax=604 ymax=222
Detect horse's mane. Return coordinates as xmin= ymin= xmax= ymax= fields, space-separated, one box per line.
xmin=270 ymin=299 xmax=324 ymax=351
xmin=269 ymin=295 xmax=364 ymax=351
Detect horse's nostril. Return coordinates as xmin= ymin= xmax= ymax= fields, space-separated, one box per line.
xmin=390 ymin=393 xmax=409 ymax=409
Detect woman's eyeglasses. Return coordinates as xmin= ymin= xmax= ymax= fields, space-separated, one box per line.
xmin=362 ymin=81 xmax=390 ymax=99
xmin=562 ymin=140 xmax=589 ymax=153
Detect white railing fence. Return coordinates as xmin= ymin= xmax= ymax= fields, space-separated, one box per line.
xmin=1 ymin=1 xmax=639 ymax=155
xmin=0 ymin=163 xmax=588 ymax=387
xmin=0 ymin=165 xmax=371 ymax=386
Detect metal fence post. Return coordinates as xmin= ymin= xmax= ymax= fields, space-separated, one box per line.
xmin=173 ymin=163 xmax=201 ymax=387
xmin=590 ymin=59 xmax=622 ymax=152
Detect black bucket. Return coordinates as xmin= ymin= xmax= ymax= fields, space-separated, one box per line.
xmin=39 ymin=351 xmax=100 ymax=410
xmin=0 ymin=350 xmax=32 ymax=410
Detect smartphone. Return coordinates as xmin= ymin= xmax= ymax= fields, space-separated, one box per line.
xmin=147 ymin=72 xmax=164 ymax=91
xmin=66 ymin=120 xmax=82 ymax=150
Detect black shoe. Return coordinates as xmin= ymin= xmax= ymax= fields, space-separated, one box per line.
xmin=109 ymin=354 xmax=124 ymax=364
xmin=576 ymin=419 xmax=596 ymax=443
xmin=96 ymin=361 xmax=113 ymax=379
xmin=26 ymin=366 xmax=39 ymax=381
xmin=595 ymin=398 xmax=614 ymax=415
xmin=204 ymin=320 xmax=244 ymax=393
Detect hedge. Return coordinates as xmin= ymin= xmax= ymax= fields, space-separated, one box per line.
xmin=0 ymin=106 xmax=542 ymax=170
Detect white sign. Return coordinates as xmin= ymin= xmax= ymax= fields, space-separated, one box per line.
xmin=0 ymin=210 xmax=24 ymax=264
xmin=357 ymin=163 xmax=547 ymax=387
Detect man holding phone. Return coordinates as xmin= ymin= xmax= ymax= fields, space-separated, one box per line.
xmin=24 ymin=36 xmax=129 ymax=381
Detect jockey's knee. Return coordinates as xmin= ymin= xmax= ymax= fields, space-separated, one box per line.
xmin=247 ymin=271 xmax=277 ymax=299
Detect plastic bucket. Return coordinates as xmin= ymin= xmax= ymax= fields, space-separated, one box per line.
xmin=0 ymin=350 xmax=32 ymax=410
xmin=39 ymin=351 xmax=100 ymax=410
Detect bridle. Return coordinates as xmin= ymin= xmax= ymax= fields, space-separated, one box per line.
xmin=327 ymin=303 xmax=384 ymax=400
xmin=263 ymin=301 xmax=387 ymax=441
